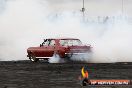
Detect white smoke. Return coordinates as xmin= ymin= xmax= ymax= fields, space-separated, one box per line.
xmin=0 ymin=0 xmax=47 ymax=60
xmin=0 ymin=0 xmax=132 ymax=63
xmin=90 ymin=17 xmax=132 ymax=63
xmin=48 ymin=54 xmax=65 ymax=63
xmin=69 ymin=52 xmax=92 ymax=62
xmin=48 ymin=54 xmax=61 ymax=63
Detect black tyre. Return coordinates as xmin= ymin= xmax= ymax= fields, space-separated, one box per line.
xmin=29 ymin=54 xmax=39 ymax=62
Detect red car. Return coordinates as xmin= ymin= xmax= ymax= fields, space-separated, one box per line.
xmin=27 ymin=38 xmax=92 ymax=62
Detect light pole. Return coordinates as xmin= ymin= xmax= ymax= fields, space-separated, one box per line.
xmin=81 ymin=0 xmax=85 ymax=21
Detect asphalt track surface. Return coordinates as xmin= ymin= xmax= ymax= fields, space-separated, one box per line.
xmin=0 ymin=60 xmax=132 ymax=88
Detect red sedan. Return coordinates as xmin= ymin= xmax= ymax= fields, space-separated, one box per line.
xmin=27 ymin=38 xmax=92 ymax=62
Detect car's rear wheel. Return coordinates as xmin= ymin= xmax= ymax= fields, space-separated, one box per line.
xmin=29 ymin=54 xmax=39 ymax=62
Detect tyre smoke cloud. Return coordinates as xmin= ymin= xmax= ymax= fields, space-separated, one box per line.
xmin=0 ymin=0 xmax=132 ymax=62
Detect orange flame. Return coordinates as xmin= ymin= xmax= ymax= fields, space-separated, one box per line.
xmin=81 ymin=67 xmax=89 ymax=78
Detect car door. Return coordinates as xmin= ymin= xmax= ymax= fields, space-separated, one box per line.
xmin=47 ymin=39 xmax=56 ymax=57
xmin=34 ymin=39 xmax=50 ymax=57
xmin=39 ymin=39 xmax=55 ymax=57
xmin=34 ymin=39 xmax=56 ymax=57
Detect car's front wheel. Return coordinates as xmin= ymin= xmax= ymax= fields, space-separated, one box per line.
xmin=29 ymin=54 xmax=39 ymax=62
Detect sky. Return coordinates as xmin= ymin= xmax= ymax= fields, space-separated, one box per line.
xmin=1 ymin=0 xmax=132 ymax=16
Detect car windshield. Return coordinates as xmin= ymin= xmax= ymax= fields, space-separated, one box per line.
xmin=60 ymin=39 xmax=82 ymax=46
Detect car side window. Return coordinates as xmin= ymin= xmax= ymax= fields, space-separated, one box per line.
xmin=49 ymin=40 xmax=55 ymax=46
xmin=60 ymin=40 xmax=68 ymax=46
